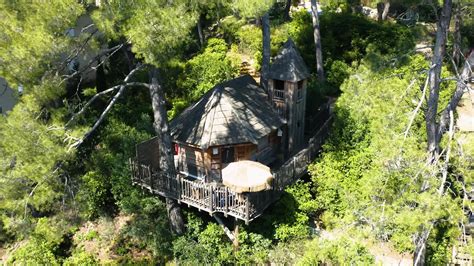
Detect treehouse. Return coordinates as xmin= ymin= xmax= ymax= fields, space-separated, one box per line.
xmin=130 ymin=39 xmax=333 ymax=224
xmin=170 ymin=75 xmax=284 ymax=182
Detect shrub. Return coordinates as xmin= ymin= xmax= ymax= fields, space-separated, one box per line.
xmin=236 ymin=25 xmax=262 ymax=55
xmin=179 ymin=38 xmax=239 ymax=101
xmin=297 ymin=236 xmax=375 ymax=265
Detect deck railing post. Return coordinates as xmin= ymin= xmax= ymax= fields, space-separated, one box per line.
xmin=224 ymin=187 xmax=228 ymax=217
xmin=147 ymin=166 xmax=152 ymax=191
xmin=245 ymin=194 xmax=250 ymax=224
xmin=209 ymin=185 xmax=214 ymax=215
xmin=149 ymin=167 xmax=154 ymax=190
xmin=177 ymin=175 xmax=181 ymax=203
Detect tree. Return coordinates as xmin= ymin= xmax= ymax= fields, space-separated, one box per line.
xmin=283 ymin=0 xmax=292 ymax=21
xmin=311 ymin=0 xmax=325 ymax=81
xmin=452 ymin=3 xmax=462 ymax=66
xmin=377 ymin=1 xmax=390 ymax=21
xmin=149 ymin=70 xmax=184 ymax=234
xmin=261 ymin=12 xmax=271 ymax=90
xmin=424 ymin=0 xmax=452 ymax=162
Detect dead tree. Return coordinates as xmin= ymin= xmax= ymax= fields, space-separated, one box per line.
xmin=310 ymin=0 xmax=325 ymax=81
xmin=415 ymin=0 xmax=453 ymax=264
xmin=424 ymin=0 xmax=452 ymax=162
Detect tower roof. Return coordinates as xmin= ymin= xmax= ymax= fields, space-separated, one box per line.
xmin=170 ymin=75 xmax=284 ymax=149
xmin=268 ymin=39 xmax=311 ymax=82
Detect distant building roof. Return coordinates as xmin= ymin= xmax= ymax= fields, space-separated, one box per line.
xmin=268 ymin=39 xmax=311 ymax=82
xmin=170 ymin=75 xmax=284 ymax=149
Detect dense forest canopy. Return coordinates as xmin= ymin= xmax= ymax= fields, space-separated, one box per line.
xmin=0 ymin=0 xmax=473 ymax=264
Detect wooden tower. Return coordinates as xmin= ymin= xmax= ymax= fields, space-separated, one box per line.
xmin=267 ymin=39 xmax=311 ymax=155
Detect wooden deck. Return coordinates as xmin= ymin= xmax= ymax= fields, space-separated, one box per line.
xmin=130 ymin=116 xmax=333 ymax=224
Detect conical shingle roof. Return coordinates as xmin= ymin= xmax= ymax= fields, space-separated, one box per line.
xmin=268 ymin=39 xmax=310 ymax=82
xmin=170 ymin=75 xmax=284 ymax=149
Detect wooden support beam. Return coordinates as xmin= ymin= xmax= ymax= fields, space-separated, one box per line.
xmin=213 ymin=214 xmax=235 ymax=242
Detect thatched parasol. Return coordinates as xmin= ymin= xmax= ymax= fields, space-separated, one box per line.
xmin=222 ymin=160 xmax=273 ymax=193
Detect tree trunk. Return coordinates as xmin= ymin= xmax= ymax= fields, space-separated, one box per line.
xmin=377 ymin=1 xmax=390 ymax=21
xmin=197 ymin=15 xmax=204 ymax=48
xmin=149 ymin=69 xmax=185 ymax=235
xmin=424 ymin=0 xmax=452 ymax=162
xmin=283 ymin=0 xmax=292 ymax=21
xmin=438 ymin=51 xmax=474 ymax=142
xmin=377 ymin=2 xmax=384 ymax=21
xmin=381 ymin=1 xmax=390 ymax=20
xmin=311 ymin=0 xmax=325 ymax=82
xmin=415 ymin=0 xmax=452 ymax=264
xmin=261 ymin=12 xmax=271 ymax=91
xmin=452 ymin=4 xmax=462 ymax=66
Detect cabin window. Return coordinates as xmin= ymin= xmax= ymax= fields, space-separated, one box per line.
xmin=187 ymin=163 xmax=198 ymax=177
xmin=221 ymin=147 xmax=234 ymax=164
xmin=212 ymin=147 xmax=219 ymax=155
xmin=274 ymin=80 xmax=285 ymax=99
xmin=297 ymin=80 xmax=304 ymax=100
xmin=277 ymin=128 xmax=283 ymax=137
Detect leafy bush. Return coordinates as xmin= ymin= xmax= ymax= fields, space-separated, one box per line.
xmin=179 ymin=38 xmax=239 ymax=102
xmin=236 ymin=25 xmax=262 ymax=56
xmin=173 ymin=214 xmax=233 ymax=264
xmin=7 ymin=218 xmax=72 ymax=265
xmin=63 ymin=249 xmax=98 ymax=266
xmin=297 ymin=236 xmax=375 ymax=265
xmin=234 ymin=230 xmax=272 ymax=264
xmin=120 ymin=197 xmax=173 ymax=261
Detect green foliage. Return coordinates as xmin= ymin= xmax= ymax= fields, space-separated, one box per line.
xmin=286 ymin=10 xmax=415 ymax=80
xmin=121 ymin=197 xmax=173 ymax=260
xmin=236 ymin=25 xmax=262 ymax=55
xmin=248 ymin=181 xmax=316 ymax=242
xmin=63 ymin=249 xmax=98 ymax=266
xmin=234 ymin=230 xmax=272 ymax=264
xmin=173 ymin=213 xmax=233 ymax=264
xmin=93 ymin=1 xmax=198 ymax=66
xmin=77 ymin=114 xmax=152 ymax=218
xmin=309 ymin=55 xmax=465 ymax=259
xmin=297 ymin=235 xmax=375 ymax=265
xmin=7 ymin=218 xmax=72 ymax=265
xmin=233 ymin=0 xmax=275 ymax=18
xmin=179 ymin=38 xmax=239 ymax=101
xmin=0 ymin=84 xmax=75 ymax=238
xmin=0 ymin=1 xmax=84 ymax=86
xmin=268 ymin=239 xmax=307 ymax=264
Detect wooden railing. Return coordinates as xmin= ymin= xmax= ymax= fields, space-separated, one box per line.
xmin=131 ymin=115 xmax=333 ymax=223
xmin=273 ymin=89 xmax=284 ymax=99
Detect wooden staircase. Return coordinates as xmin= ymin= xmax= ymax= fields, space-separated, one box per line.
xmin=240 ymin=60 xmax=260 ymax=83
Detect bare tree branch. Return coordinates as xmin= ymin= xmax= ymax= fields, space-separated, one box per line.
xmin=437 ymin=52 xmax=474 ymax=141
xmin=404 ymin=76 xmax=429 ymax=139
xmin=68 ymin=65 xmax=146 ymax=149
xmin=66 ymin=65 xmax=146 ymax=128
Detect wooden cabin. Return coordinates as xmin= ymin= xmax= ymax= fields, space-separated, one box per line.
xmin=169 ymin=75 xmax=285 ymax=182
xmin=130 ymin=38 xmax=332 ymax=224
